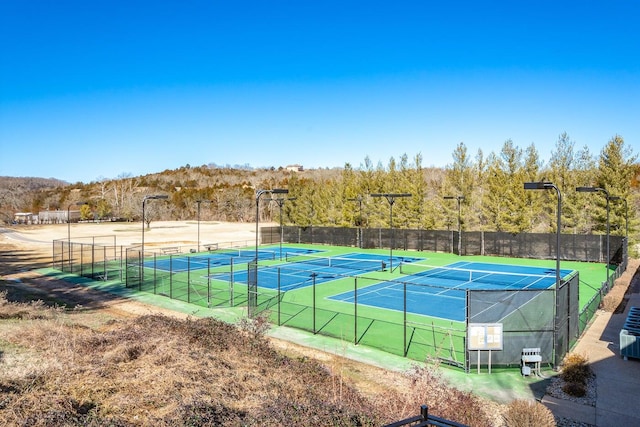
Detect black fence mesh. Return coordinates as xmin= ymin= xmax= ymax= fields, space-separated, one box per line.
xmin=265 ymin=226 xmax=625 ymax=265
xmin=53 ymin=236 xmax=124 ymax=282
xmin=466 ymin=272 xmax=579 ymax=369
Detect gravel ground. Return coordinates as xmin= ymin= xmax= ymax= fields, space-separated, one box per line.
xmin=546 ymin=374 xmax=597 ymax=427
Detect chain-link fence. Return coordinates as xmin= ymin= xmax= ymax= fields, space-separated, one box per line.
xmin=124 ymin=247 xmax=248 ymax=309
xmin=52 ymin=235 xmax=124 ymax=281
xmin=53 ymin=226 xmax=627 ymax=370
xmin=269 ymin=226 xmax=626 ymax=265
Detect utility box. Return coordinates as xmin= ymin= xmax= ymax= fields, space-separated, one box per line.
xmin=620 ymin=307 xmax=640 ymax=361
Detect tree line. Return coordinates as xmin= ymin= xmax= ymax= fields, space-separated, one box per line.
xmin=285 ymin=134 xmax=637 ymax=247
xmin=1 ymin=134 xmax=638 ymax=254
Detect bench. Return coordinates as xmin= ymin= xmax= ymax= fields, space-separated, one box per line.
xmin=521 ymin=347 xmax=542 ymax=377
xmin=203 ymin=243 xmax=218 ymax=251
xmin=160 ymin=246 xmax=180 ymax=255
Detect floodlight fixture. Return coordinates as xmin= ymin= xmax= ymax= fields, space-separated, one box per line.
xmin=524 ymin=182 xmax=554 ymax=190
xmin=575 ymin=186 xmax=600 ymax=193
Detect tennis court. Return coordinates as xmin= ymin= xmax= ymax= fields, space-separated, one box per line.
xmin=114 ymin=239 xmax=595 ymax=367
xmin=210 ymin=253 xmax=424 ymax=291
xmin=330 ymin=261 xmax=574 ymax=321
xmin=145 ymin=246 xmax=320 ymax=272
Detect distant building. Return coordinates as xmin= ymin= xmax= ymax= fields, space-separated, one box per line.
xmin=13 ymin=212 xmax=35 ymax=224
xmin=285 ymin=164 xmax=304 ymax=172
xmin=38 ymin=210 xmax=80 ymax=224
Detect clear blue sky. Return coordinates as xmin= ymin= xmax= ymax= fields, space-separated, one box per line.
xmin=1 ymin=1 xmax=638 ymax=183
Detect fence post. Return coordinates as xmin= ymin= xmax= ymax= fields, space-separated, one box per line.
xmin=403 ymin=282 xmax=407 ymax=357
xmin=187 ymin=256 xmax=191 ymax=304
xmin=420 ymin=405 xmax=428 ymax=420
xmin=207 ymin=258 xmax=211 ymax=308
xmin=169 ymin=254 xmax=173 ymax=298
xmin=312 ymin=272 xmax=317 ymax=334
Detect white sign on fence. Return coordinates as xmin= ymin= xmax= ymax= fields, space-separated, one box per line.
xmin=468 ymin=323 xmax=503 ymax=374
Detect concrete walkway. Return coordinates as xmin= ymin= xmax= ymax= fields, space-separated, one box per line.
xmin=541 ymin=293 xmax=640 ymax=426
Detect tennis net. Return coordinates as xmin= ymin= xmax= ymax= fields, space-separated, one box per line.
xmin=284 ymin=253 xmax=385 ymax=272
xmin=215 ymin=248 xmax=276 ymax=260
xmin=399 ymin=262 xmax=555 ymax=288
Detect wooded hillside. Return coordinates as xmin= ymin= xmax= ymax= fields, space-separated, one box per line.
xmin=1 ymin=135 xmax=639 ymax=254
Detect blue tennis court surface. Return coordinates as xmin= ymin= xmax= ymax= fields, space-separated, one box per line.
xmin=145 ymin=246 xmax=320 ymax=272
xmin=330 ymin=262 xmax=574 ymax=321
xmin=403 ymin=261 xmax=572 ymax=290
xmin=210 ymin=253 xmax=424 ymax=291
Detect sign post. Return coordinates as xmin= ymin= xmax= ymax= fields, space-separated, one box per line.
xmin=468 ymin=323 xmax=503 ymax=374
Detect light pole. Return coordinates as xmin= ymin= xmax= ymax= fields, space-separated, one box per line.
xmin=196 ymin=199 xmax=213 ymax=252
xmin=67 ymin=201 xmax=87 ymax=270
xmin=348 ymin=196 xmax=364 ymax=248
xmin=525 ymin=181 xmax=561 ymax=368
xmin=525 ymin=182 xmax=562 ymax=288
xmin=266 ymin=196 xmax=296 ymax=260
xmin=371 ymin=193 xmax=412 ymax=272
xmin=250 ymin=188 xmax=288 ymax=317
xmin=444 ymin=195 xmax=464 ymax=255
xmin=609 ymin=196 xmax=628 ymax=262
xmin=576 ymin=186 xmax=611 ymax=287
xmin=141 ymin=195 xmax=168 ymax=281
xmin=255 ymin=189 xmax=289 ymax=262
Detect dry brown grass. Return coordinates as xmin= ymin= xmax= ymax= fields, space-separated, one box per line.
xmin=0 ymin=291 xmax=63 ymax=320
xmin=502 ymin=399 xmax=556 ymax=427
xmin=372 ymin=363 xmax=495 ymax=427
xmin=602 ymin=259 xmax=639 ymax=312
xmin=0 ymin=290 xmax=504 ymax=426
xmin=0 ymin=308 xmax=381 ymax=426
xmin=0 ymin=233 xmax=507 ymax=426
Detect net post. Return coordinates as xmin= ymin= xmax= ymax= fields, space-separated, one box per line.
xmin=354 ymin=276 xmax=358 ymax=345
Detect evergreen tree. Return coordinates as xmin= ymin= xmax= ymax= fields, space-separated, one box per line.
xmin=521 ymin=143 xmax=546 ymax=231
xmin=572 ymin=145 xmax=597 ymax=233
xmin=471 ymin=148 xmax=488 ymax=231
xmin=596 ymin=135 xmax=637 ymax=243
xmin=443 ymin=142 xmax=474 ymax=231
xmin=546 ymin=132 xmax=581 ymax=232
xmin=483 ymin=140 xmax=528 ymax=232
xmin=340 ymin=163 xmax=360 ymax=227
